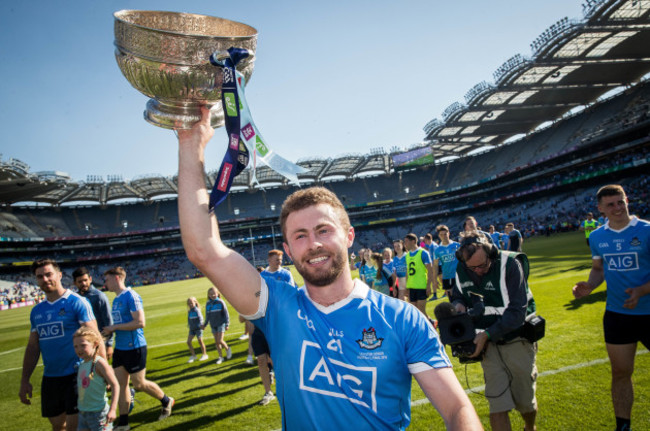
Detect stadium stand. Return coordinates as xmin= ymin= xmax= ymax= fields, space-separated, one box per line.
xmin=1 ymin=0 xmax=650 ymax=290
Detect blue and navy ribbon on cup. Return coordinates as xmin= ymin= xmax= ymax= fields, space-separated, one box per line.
xmin=208 ymin=47 xmax=251 ymax=210
xmin=208 ymin=47 xmax=306 ymax=211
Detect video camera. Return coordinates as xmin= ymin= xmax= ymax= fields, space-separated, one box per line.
xmin=434 ymin=292 xmax=485 ymax=364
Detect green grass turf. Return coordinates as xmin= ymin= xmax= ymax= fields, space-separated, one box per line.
xmin=1 ymin=231 xmax=648 ymax=429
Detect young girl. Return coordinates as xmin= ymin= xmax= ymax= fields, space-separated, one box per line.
xmin=370 ymin=253 xmax=395 ymax=296
xmin=359 ymin=249 xmax=377 ymax=289
xmin=381 ymin=247 xmax=396 ymax=297
xmin=73 ymin=327 xmax=119 ymax=431
xmin=187 ymin=297 xmax=208 ymax=363
xmin=392 ymin=239 xmax=408 ymax=301
xmin=203 ymin=287 xmax=231 ymax=365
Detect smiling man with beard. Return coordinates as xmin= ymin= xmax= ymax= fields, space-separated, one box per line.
xmin=177 ymin=107 xmax=482 ymax=430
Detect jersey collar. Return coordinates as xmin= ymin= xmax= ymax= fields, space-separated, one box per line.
xmin=604 ymin=215 xmax=638 ymax=233
xmin=46 ymin=288 xmax=72 ymax=305
xmin=303 ymin=279 xmax=369 ymax=314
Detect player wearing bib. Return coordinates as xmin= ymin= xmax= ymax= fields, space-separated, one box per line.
xmin=580 ymin=212 xmax=600 ymax=247
xmin=261 ymin=249 xmax=297 ymax=287
xmin=20 ymin=259 xmax=102 ymax=431
xmin=392 ymin=240 xmax=408 ymax=301
xmin=403 ymin=233 xmax=434 ymax=318
xmin=572 ymin=185 xmax=650 ymax=431
xmin=177 ymin=107 xmax=481 ymax=430
xmin=433 ymin=225 xmax=461 ymax=296
xmin=101 ymin=267 xmax=173 ymax=429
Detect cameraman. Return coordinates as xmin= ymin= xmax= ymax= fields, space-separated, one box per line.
xmin=451 ymin=231 xmax=538 ymax=431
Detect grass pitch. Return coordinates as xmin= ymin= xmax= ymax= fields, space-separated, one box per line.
xmin=1 ymin=231 xmax=648 ymax=430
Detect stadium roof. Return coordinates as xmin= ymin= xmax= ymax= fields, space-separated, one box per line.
xmin=2 ymin=0 xmax=650 ymax=206
xmin=423 ymin=0 xmax=650 ymax=156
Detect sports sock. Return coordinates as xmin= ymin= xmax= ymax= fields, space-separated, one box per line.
xmin=615 ymin=417 xmax=631 ymax=431
xmin=118 ymin=414 xmax=129 ymax=426
xmin=161 ymin=394 xmax=170 ymax=407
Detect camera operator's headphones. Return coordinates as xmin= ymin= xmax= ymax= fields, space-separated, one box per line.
xmin=455 ymin=234 xmax=498 ymax=262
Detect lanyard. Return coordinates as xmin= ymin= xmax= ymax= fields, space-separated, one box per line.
xmin=209 ymin=47 xmax=306 ymax=210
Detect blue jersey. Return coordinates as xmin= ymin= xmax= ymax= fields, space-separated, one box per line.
xmin=508 ymin=229 xmax=523 ymax=251
xmin=426 ymin=242 xmax=438 ymax=260
xmin=252 ymin=278 xmax=451 ymax=430
xmin=30 ymin=289 xmax=94 ymax=376
xmin=111 ymin=288 xmax=147 ymax=350
xmin=393 ymin=253 xmax=406 ymax=277
xmin=382 ymin=260 xmax=395 ymax=276
xmin=589 ymin=216 xmax=650 ymax=315
xmin=205 ymin=298 xmax=230 ymax=328
xmin=359 ymin=264 xmax=377 ymax=287
xmin=261 ymin=267 xmax=296 ymax=287
xmin=489 ymin=232 xmax=502 ymax=249
xmin=188 ymin=306 xmax=204 ymax=331
xmin=501 ymin=233 xmax=510 ymax=250
xmin=434 ymin=241 xmax=461 ymax=280
xmin=392 ymin=254 xmax=407 ymax=278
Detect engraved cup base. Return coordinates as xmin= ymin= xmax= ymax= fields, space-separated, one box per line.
xmin=144 ymin=99 xmax=225 ymax=130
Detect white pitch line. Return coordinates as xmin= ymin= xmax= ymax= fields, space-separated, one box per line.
xmin=0 ymin=332 xmax=246 ymax=374
xmin=0 ymin=347 xmax=22 ymax=356
xmin=411 ymin=349 xmax=649 ymax=407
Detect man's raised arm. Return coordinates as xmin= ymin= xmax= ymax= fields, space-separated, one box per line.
xmin=177 ymin=107 xmax=261 ymax=315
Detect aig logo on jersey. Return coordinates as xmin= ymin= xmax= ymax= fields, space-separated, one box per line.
xmin=299 ymin=341 xmax=378 ymax=412
xmin=37 ymin=322 xmax=64 ymax=339
xmin=603 ymin=252 xmax=639 ymax=271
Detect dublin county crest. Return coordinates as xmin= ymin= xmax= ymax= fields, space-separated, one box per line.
xmin=356 ymin=327 xmax=383 ymax=350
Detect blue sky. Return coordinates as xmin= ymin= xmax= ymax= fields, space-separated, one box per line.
xmin=0 ymin=0 xmax=585 ymax=181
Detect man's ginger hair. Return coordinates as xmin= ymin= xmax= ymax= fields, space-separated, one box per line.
xmin=280 ymin=187 xmax=350 ymax=241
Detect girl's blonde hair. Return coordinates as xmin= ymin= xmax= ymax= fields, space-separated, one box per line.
xmin=73 ymin=327 xmax=103 ymax=376
xmin=187 ymin=296 xmax=200 ymax=309
xmin=207 ymin=287 xmax=220 ymax=299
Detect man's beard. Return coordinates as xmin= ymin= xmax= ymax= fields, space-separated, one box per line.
xmin=294 ymin=250 xmax=346 ymax=287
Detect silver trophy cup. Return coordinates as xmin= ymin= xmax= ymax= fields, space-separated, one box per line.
xmin=114 ymin=10 xmax=257 ymax=129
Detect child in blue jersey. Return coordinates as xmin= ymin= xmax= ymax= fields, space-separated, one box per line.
xmin=359 ymin=249 xmax=377 ymax=289
xmin=370 ymin=252 xmax=395 ymax=296
xmin=186 ymin=297 xmax=208 ymax=363
xmin=74 ymin=327 xmax=119 ymax=431
xmin=203 ymin=287 xmax=231 ymax=364
xmin=392 ymin=240 xmax=408 ymax=301
xmin=381 ymin=248 xmax=396 ymax=297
